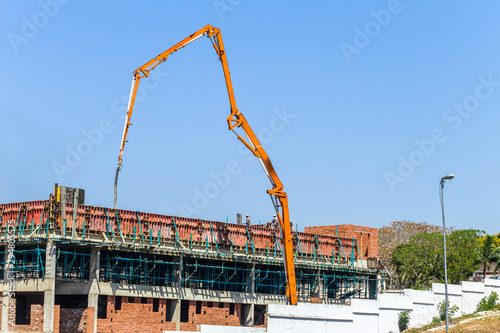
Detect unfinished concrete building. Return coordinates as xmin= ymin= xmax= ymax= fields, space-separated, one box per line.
xmin=0 ymin=185 xmax=382 ymax=332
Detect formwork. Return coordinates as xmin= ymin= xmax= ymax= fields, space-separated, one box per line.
xmin=0 ymin=186 xmax=382 ymax=332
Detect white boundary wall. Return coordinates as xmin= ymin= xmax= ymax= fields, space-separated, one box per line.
xmin=164 ymin=326 xmax=266 ymax=333
xmin=266 ymin=279 xmax=500 ymax=333
xmin=163 ymin=279 xmax=500 ymax=333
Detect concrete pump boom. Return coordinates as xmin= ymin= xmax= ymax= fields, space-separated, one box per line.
xmin=113 ymin=25 xmax=298 ymax=305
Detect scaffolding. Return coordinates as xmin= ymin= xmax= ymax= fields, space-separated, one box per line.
xmin=99 ymin=250 xmax=176 ymax=287
xmin=322 ymin=273 xmax=378 ymax=299
xmin=56 ymin=247 xmax=91 ymax=281
xmin=255 ymin=264 xmax=287 ymax=295
xmin=11 ymin=246 xmax=46 ymax=279
xmin=296 ymin=270 xmax=318 ymax=297
xmin=183 ymin=258 xmax=250 ymax=292
xmin=0 ymin=250 xmax=4 ymax=279
xmin=0 ymin=197 xmax=383 ymax=302
xmin=0 ymin=242 xmax=381 ymax=301
xmin=0 ymin=245 xmax=381 ymax=300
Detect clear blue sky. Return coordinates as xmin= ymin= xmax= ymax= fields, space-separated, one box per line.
xmin=2 ymin=1 xmax=499 ymax=234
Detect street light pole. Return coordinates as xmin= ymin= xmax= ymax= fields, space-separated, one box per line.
xmin=440 ymin=174 xmax=454 ymax=333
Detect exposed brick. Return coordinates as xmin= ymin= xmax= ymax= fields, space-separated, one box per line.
xmin=8 ymin=294 xmax=44 ymax=332
xmin=54 ymin=304 xmax=60 ymax=333
xmin=188 ymin=301 xmax=241 ymax=328
xmin=60 ymin=308 xmax=88 ymax=333
xmin=305 ymin=224 xmax=379 ymax=259
xmin=86 ymin=307 xmax=94 ymax=333
xmin=97 ymin=297 xmax=173 ymax=333
xmin=96 ymin=297 xmax=243 ymax=332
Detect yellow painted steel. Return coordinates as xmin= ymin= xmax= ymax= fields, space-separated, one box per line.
xmin=113 ymin=25 xmax=298 ymax=305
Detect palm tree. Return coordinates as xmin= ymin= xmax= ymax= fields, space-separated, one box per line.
xmin=479 ymin=235 xmax=500 ymax=280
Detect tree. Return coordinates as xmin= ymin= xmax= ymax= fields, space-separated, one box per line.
xmin=392 ymin=232 xmax=443 ymax=289
xmin=446 ymin=229 xmax=482 ymax=284
xmin=493 ymin=233 xmax=500 ymax=274
xmin=478 ymin=234 xmax=500 ymax=279
xmin=378 ymin=221 xmax=448 ymax=289
xmin=391 ymin=229 xmax=482 ymax=289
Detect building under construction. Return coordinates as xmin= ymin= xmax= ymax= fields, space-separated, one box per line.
xmin=0 ymin=185 xmax=382 ymax=332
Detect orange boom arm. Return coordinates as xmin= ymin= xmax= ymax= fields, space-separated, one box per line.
xmin=114 ymin=25 xmax=298 ymax=305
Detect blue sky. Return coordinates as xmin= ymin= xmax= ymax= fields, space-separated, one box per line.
xmin=2 ymin=1 xmax=500 ymax=234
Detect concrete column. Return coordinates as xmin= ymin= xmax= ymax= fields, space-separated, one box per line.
xmin=88 ymin=247 xmax=100 ymax=332
xmin=43 ymin=241 xmax=56 ymax=333
xmin=241 ymin=303 xmax=254 ymax=326
xmin=312 ymin=270 xmax=323 ymax=299
xmin=172 ymin=254 xmax=183 ymax=330
xmin=175 ymin=254 xmax=183 ymax=290
xmin=1 ymin=292 xmax=10 ymax=332
xmin=3 ymin=245 xmax=12 ymax=281
xmin=2 ymin=245 xmax=13 ymax=332
xmin=245 ymin=264 xmax=255 ymax=294
xmin=3 ymin=220 xmax=17 ymax=332
xmin=372 ymin=274 xmax=384 ymax=299
xmin=166 ymin=299 xmax=181 ymax=331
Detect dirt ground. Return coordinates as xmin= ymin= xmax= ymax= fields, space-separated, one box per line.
xmin=412 ymin=309 xmax=500 ymax=332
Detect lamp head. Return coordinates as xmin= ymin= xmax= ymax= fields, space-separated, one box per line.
xmin=441 ymin=174 xmax=454 ymax=181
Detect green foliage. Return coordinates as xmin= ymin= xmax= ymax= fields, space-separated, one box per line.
xmin=392 ymin=229 xmax=482 ymax=289
xmin=476 ymin=292 xmax=499 ymax=312
xmin=480 ymin=233 xmax=500 ymax=247
xmin=478 ymin=235 xmax=500 ymax=278
xmin=378 ymin=221 xmax=447 ymax=289
xmin=431 ymin=316 xmax=441 ymax=323
xmin=392 ymin=232 xmax=442 ymax=289
xmin=398 ymin=310 xmax=411 ymax=332
xmin=438 ymin=300 xmax=459 ymax=321
xmin=446 ymin=229 xmax=483 ymax=284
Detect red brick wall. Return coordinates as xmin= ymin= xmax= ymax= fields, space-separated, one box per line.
xmin=305 ymin=224 xmax=379 ymax=258
xmin=60 ymin=308 xmax=88 ymax=333
xmin=188 ymin=301 xmax=241 ymax=328
xmin=9 ymin=304 xmax=44 ymax=332
xmin=5 ymin=298 xmax=90 ymax=333
xmin=86 ymin=307 xmax=94 ymax=333
xmin=97 ymin=296 xmax=174 ymax=333
xmin=96 ymin=296 xmax=243 ymax=332
xmin=9 ymin=294 xmax=44 ymax=332
xmin=54 ymin=305 xmax=60 ymax=333
xmin=53 ymin=305 xmax=93 ymax=333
